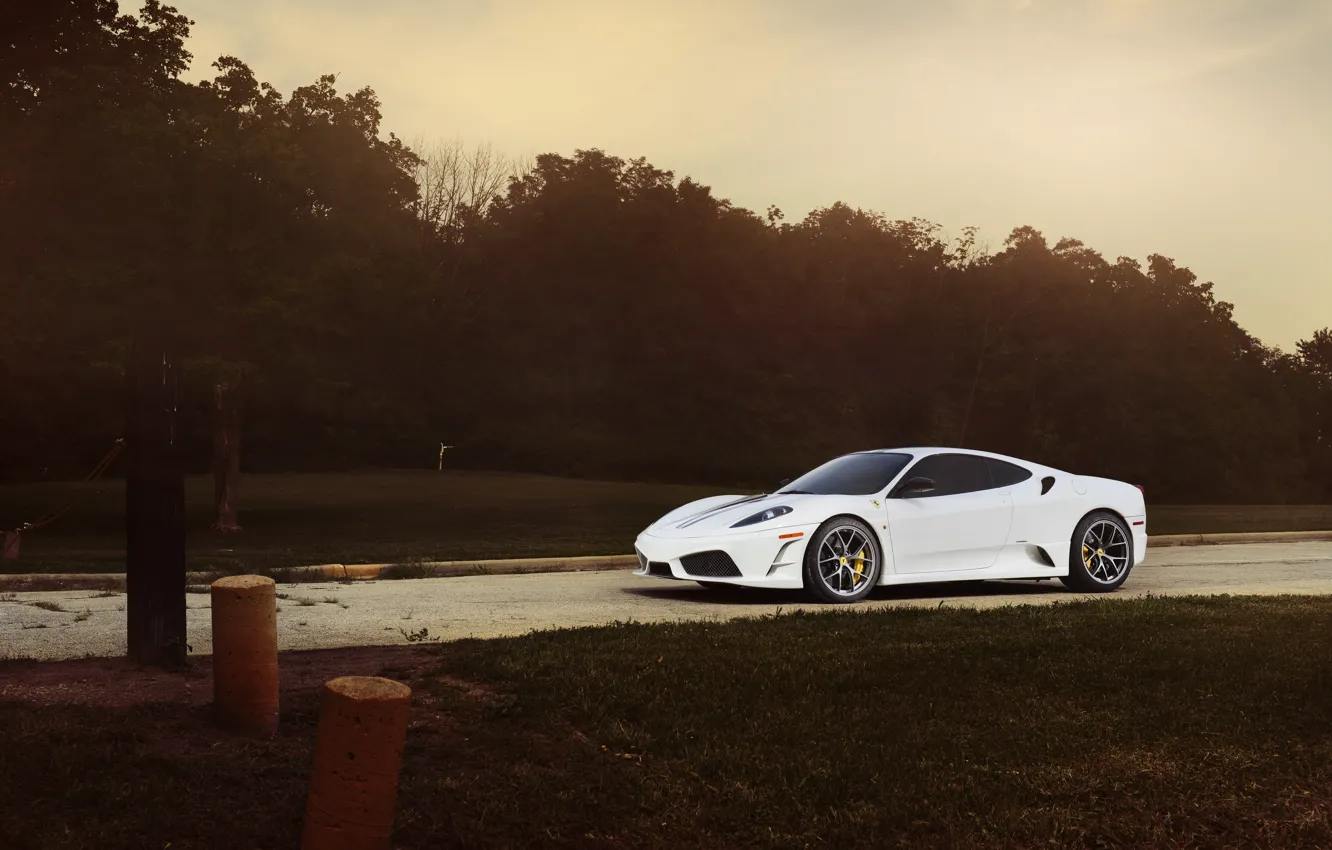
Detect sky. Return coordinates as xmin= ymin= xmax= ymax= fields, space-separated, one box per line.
xmin=181 ymin=0 xmax=1332 ymax=351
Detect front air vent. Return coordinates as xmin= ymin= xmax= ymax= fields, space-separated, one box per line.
xmin=635 ymin=548 xmax=648 ymax=571
xmin=1040 ymin=476 xmax=1055 ymax=495
xmin=648 ymin=561 xmax=674 ymax=578
xmin=680 ymin=550 xmax=742 ymax=578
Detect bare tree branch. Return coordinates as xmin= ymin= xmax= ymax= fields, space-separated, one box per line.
xmin=410 ymin=138 xmax=524 ymax=241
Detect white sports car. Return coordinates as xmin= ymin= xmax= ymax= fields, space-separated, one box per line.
xmin=634 ymin=448 xmax=1147 ymax=603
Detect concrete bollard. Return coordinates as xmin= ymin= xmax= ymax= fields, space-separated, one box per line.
xmin=210 ymin=574 xmax=279 ymax=735
xmin=301 ymin=676 xmax=413 ymax=850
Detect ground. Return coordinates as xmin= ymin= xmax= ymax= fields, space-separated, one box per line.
xmin=4 ymin=539 xmax=1332 ymax=661
xmin=2 ymin=596 xmax=1330 ymax=849
xmin=5 ymin=472 xmax=1332 ymax=847
xmin=5 ymin=470 xmax=1332 ymax=574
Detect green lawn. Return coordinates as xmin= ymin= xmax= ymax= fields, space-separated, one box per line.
xmin=1 ymin=596 xmax=1330 ymax=848
xmin=2 ymin=470 xmax=1331 ymax=574
xmin=0 ymin=470 xmax=718 ymax=574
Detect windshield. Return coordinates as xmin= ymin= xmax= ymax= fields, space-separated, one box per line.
xmin=778 ymin=452 xmax=913 ymax=496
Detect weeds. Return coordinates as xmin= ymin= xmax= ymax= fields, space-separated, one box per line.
xmin=400 ymin=626 xmax=438 ymax=643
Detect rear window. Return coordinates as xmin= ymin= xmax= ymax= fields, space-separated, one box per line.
xmin=986 ymin=458 xmax=1033 ymax=487
xmin=779 ymin=453 xmax=913 ymax=496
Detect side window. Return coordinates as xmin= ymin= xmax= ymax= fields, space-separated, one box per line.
xmin=986 ymin=458 xmax=1033 ymax=487
xmin=898 ymin=453 xmax=993 ymax=497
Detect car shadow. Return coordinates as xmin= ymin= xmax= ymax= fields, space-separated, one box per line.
xmin=621 ymin=579 xmax=1067 ymax=606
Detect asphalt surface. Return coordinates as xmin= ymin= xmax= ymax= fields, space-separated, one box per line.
xmin=4 ymin=540 xmax=1332 ymax=661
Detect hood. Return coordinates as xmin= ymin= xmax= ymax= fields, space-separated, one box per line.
xmin=646 ymin=492 xmax=814 ymax=538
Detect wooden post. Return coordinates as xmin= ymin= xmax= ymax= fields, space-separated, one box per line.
xmin=125 ymin=339 xmax=188 ymax=665
xmin=211 ymin=381 xmax=242 ymax=532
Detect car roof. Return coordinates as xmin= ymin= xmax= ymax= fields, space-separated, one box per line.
xmin=859 ymin=447 xmax=1037 ymax=466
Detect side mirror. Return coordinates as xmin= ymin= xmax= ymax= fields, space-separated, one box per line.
xmin=895 ymin=476 xmax=937 ymax=498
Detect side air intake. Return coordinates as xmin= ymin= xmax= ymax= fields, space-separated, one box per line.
xmin=1040 ymin=476 xmax=1056 ymax=495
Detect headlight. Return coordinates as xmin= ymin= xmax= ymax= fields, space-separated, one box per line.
xmin=731 ymin=505 xmax=793 ymax=528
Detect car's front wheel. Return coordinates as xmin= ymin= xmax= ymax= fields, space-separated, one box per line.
xmin=1060 ymin=511 xmax=1133 ymax=592
xmin=803 ymin=517 xmax=882 ymax=603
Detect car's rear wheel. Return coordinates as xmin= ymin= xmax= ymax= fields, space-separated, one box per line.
xmin=1060 ymin=511 xmax=1133 ymax=592
xmin=803 ymin=517 xmax=882 ymax=603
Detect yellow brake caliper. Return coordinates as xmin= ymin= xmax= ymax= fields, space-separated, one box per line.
xmin=852 ymin=549 xmax=867 ymax=585
xmin=1082 ymin=544 xmax=1093 ymax=569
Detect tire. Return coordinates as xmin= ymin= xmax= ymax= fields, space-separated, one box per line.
xmin=1060 ymin=511 xmax=1134 ymax=593
xmin=802 ymin=516 xmax=882 ymax=603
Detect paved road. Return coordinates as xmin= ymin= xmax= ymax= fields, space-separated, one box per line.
xmin=5 ymin=541 xmax=1332 ymax=661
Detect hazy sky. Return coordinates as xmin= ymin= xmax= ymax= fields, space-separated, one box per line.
xmin=182 ymin=0 xmax=1331 ymax=351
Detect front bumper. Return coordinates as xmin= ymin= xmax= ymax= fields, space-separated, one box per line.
xmin=633 ymin=523 xmax=818 ymax=589
xmin=1129 ymin=514 xmax=1148 ymax=565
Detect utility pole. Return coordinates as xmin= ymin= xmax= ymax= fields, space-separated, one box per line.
xmin=125 ymin=339 xmax=187 ymax=665
xmin=438 ymin=443 xmax=453 ymax=471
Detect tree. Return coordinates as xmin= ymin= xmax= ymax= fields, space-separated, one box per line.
xmin=2 ymin=2 xmax=1327 ymax=505
xmin=1297 ymin=328 xmax=1332 ymax=498
xmin=411 ymin=139 xmax=521 ymax=241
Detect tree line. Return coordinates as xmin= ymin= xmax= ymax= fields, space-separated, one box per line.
xmin=3 ymin=1 xmax=1331 ymax=503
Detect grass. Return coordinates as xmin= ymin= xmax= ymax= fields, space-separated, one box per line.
xmin=1 ymin=469 xmax=1330 ymax=575
xmin=0 ymin=470 xmax=720 ymax=575
xmin=1 ymin=596 xmax=1331 ymax=848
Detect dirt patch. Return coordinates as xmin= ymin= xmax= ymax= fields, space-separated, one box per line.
xmin=0 ymin=645 xmax=439 ymax=709
xmin=0 ymin=644 xmax=503 ymax=849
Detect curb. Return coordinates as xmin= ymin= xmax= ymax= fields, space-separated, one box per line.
xmin=0 ymin=554 xmax=638 ymax=593
xmin=285 ymin=554 xmax=637 ymax=582
xmin=3 ymin=531 xmax=1331 ymax=593
xmin=1146 ymin=530 xmax=1332 ymax=548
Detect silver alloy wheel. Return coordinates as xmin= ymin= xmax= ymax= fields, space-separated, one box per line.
xmin=1081 ymin=519 xmax=1130 ymax=584
xmin=817 ymin=524 xmax=876 ymax=596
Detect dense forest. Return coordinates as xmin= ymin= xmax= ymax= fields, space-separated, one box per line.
xmin=3 ymin=1 xmax=1331 ymax=503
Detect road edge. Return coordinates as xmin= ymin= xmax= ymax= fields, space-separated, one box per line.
xmin=5 ymin=530 xmax=1332 ymax=592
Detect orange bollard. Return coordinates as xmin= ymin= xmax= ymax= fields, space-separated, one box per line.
xmin=301 ymin=676 xmax=413 ymax=850
xmin=210 ymin=574 xmax=279 ymax=735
